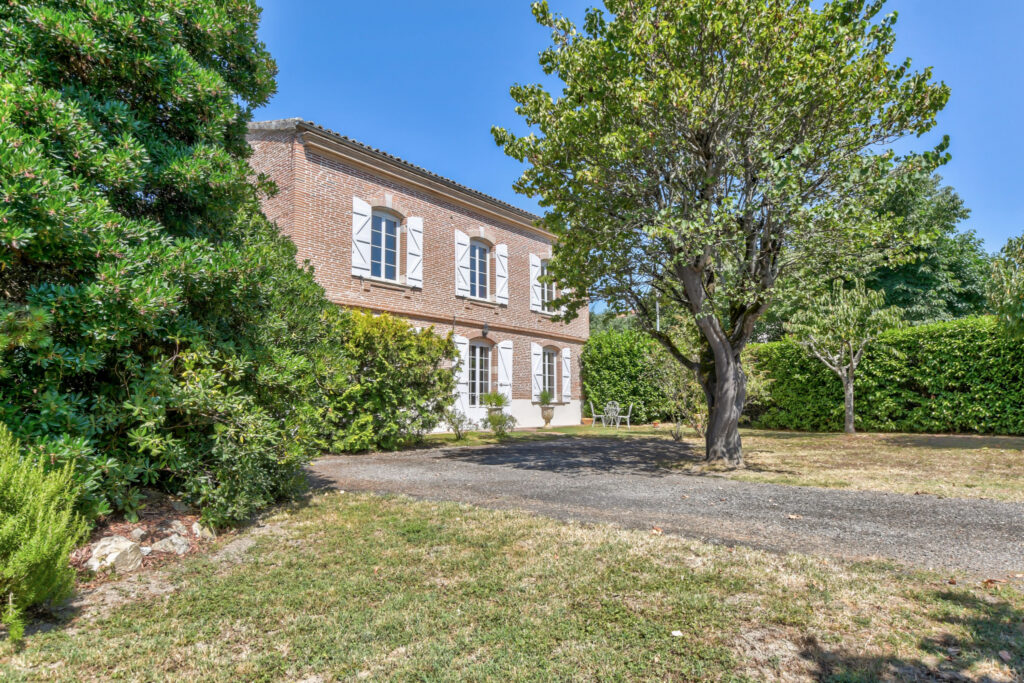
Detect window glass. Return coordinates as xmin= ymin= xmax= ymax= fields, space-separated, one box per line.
xmin=543 ymin=349 xmax=557 ymax=397
xmin=470 ymin=242 xmax=489 ymax=299
xmin=469 ymin=344 xmax=491 ymax=406
xmin=540 ymin=260 xmax=556 ymax=311
xmin=371 ymin=214 xmax=399 ymax=281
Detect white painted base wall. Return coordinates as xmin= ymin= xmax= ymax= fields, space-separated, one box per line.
xmin=509 ymin=399 xmax=582 ymax=429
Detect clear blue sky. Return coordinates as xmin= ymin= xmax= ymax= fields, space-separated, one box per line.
xmin=255 ymin=0 xmax=1023 ymax=252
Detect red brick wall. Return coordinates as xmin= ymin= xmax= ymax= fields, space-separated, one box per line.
xmin=247 ymin=126 xmax=589 ymax=402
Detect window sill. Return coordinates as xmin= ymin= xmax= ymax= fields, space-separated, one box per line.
xmin=359 ymin=275 xmax=420 ymax=291
xmin=460 ymin=295 xmax=503 ymax=308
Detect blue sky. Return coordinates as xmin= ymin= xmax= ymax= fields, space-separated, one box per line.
xmin=255 ymin=0 xmax=1023 ymax=252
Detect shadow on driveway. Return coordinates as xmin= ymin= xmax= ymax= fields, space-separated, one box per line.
xmin=440 ymin=436 xmax=702 ymax=476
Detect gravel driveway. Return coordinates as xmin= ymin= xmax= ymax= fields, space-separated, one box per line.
xmin=309 ymin=436 xmax=1024 ymax=576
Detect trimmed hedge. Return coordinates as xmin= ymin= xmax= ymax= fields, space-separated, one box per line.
xmin=581 ymin=329 xmax=669 ymax=424
xmin=748 ymin=316 xmax=1024 ymax=434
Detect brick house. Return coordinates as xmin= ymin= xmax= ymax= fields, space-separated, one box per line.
xmin=247 ymin=119 xmax=589 ymax=428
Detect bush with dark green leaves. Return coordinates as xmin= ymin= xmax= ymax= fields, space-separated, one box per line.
xmin=0 ymin=425 xmax=87 ymax=641
xmin=581 ymin=329 xmax=670 ymax=424
xmin=748 ymin=316 xmax=1024 ymax=434
xmin=322 ymin=312 xmax=456 ymax=452
xmin=0 ymin=0 xmax=350 ymax=526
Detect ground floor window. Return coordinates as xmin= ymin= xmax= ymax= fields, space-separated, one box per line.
xmin=543 ymin=348 xmax=557 ymax=398
xmin=469 ymin=343 xmax=491 ymax=407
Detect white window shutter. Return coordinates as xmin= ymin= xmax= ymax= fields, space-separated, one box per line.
xmin=497 ymin=340 xmax=513 ymax=401
xmin=351 ymin=197 xmax=372 ymax=278
xmin=561 ymin=347 xmax=572 ymax=403
xmin=530 ymin=342 xmax=542 ymax=402
xmin=453 ymin=335 xmax=469 ymax=415
xmin=529 ymin=253 xmax=542 ymax=312
xmin=495 ymin=244 xmax=509 ymax=305
xmin=406 ymin=216 xmax=423 ymax=288
xmin=454 ymin=229 xmax=471 ymax=297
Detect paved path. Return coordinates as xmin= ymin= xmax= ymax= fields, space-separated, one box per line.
xmin=309 ymin=437 xmax=1024 ymax=576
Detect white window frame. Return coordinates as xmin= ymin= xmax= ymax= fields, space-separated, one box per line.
xmin=370 ymin=211 xmax=400 ymax=283
xmin=469 ymin=240 xmax=490 ymax=300
xmin=542 ymin=348 xmax=557 ymax=398
xmin=540 ymin=260 xmax=556 ymax=312
xmin=468 ymin=343 xmax=491 ymax=407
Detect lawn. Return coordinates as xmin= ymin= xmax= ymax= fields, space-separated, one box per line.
xmin=548 ymin=426 xmax=1024 ymax=502
xmin=3 ymin=493 xmax=1020 ymax=681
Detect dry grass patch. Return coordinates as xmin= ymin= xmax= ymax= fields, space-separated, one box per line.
xmin=554 ymin=426 xmax=1024 ymax=501
xmin=2 ymin=492 xmax=1021 ymax=681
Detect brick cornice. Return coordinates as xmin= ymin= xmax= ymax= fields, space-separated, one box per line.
xmin=299 ymin=131 xmax=552 ymax=242
xmin=334 ymin=300 xmax=587 ymax=345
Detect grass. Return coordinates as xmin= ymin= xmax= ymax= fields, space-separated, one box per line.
xmin=548 ymin=426 xmax=1024 ymax=502
xmin=3 ymin=493 xmax=1021 ymax=681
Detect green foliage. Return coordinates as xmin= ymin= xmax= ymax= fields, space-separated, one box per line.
xmin=749 ymin=317 xmax=1024 ymax=434
xmin=483 ymin=410 xmax=517 ymax=438
xmin=494 ymin=0 xmax=949 ymax=457
xmin=990 ymin=233 xmax=1024 ymax=338
xmin=481 ymin=392 xmax=509 ymax=409
xmin=443 ymin=409 xmax=473 ymax=441
xmin=865 ymin=175 xmax=990 ymax=324
xmin=0 ymin=0 xmax=347 ymax=525
xmin=580 ymin=330 xmax=669 ymax=424
xmin=0 ymin=425 xmax=87 ymax=641
xmin=589 ymin=310 xmax=637 ymax=334
xmin=323 ymin=312 xmax=456 ymax=453
xmin=537 ymin=390 xmax=553 ymax=407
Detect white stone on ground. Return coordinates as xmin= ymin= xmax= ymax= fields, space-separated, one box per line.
xmin=151 ymin=534 xmax=190 ymax=555
xmin=85 ymin=536 xmax=144 ymax=573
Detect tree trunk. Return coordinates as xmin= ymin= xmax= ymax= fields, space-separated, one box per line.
xmin=701 ymin=350 xmax=746 ymax=467
xmin=843 ymin=373 xmax=855 ymax=434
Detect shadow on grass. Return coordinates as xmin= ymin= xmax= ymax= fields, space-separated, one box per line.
xmin=880 ymin=433 xmax=1024 ymax=452
xmin=799 ymin=587 xmax=1023 ymax=682
xmin=441 ymin=436 xmax=702 ymax=476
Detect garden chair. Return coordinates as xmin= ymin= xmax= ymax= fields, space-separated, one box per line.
xmin=615 ymin=403 xmax=633 ymax=430
xmin=588 ymin=401 xmax=602 ymax=427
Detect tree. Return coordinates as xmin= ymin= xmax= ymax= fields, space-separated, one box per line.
xmin=866 ymin=174 xmax=989 ymax=323
xmin=788 ymin=280 xmax=902 ymax=433
xmin=990 ymin=233 xmax=1024 ymax=338
xmin=494 ymin=0 xmax=949 ymax=465
xmin=0 ymin=0 xmax=343 ymax=523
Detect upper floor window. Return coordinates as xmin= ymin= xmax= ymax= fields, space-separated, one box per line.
xmin=542 ymin=347 xmax=557 ymax=397
xmin=468 ymin=342 xmax=491 ymax=407
xmin=371 ymin=212 xmax=399 ymax=282
xmin=540 ymin=260 xmax=556 ymax=312
xmin=469 ymin=240 xmax=489 ymax=300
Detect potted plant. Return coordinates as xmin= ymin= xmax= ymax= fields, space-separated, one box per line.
xmin=481 ymin=392 xmax=516 ymax=437
xmin=481 ymin=391 xmax=509 ymax=419
xmin=538 ymin=389 xmax=555 ymax=427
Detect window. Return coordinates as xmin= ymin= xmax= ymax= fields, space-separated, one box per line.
xmin=468 ymin=343 xmax=491 ymax=407
xmin=371 ymin=213 xmax=399 ymax=281
xmin=469 ymin=240 xmax=489 ymax=299
xmin=542 ymin=348 xmax=557 ymax=398
xmin=540 ymin=260 xmax=556 ymax=312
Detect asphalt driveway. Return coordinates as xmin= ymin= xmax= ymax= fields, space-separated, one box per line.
xmin=309 ymin=436 xmax=1024 ymax=576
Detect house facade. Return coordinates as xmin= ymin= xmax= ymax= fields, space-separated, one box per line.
xmin=247 ymin=119 xmax=588 ymax=428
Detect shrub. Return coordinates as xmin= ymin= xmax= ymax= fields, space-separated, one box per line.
xmin=444 ymin=409 xmax=474 ymax=440
xmin=484 ymin=411 xmax=517 ymax=438
xmin=748 ymin=316 xmax=1024 ymax=434
xmin=0 ymin=0 xmax=343 ymax=525
xmin=323 ymin=312 xmax=456 ymax=452
xmin=0 ymin=425 xmax=87 ymax=641
xmin=580 ymin=330 xmax=670 ymax=424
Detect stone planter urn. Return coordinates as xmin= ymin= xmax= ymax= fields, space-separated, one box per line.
xmin=487 ymin=406 xmax=504 ymax=420
xmin=541 ymin=405 xmax=555 ymax=427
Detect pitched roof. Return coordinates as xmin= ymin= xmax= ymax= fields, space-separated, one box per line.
xmin=248 ymin=118 xmax=542 ymax=226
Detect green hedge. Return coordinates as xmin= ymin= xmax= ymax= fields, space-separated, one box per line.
xmin=581 ymin=329 xmax=669 ymax=424
xmin=747 ymin=316 xmax=1024 ymax=434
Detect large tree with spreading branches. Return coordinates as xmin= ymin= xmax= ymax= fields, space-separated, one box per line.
xmin=494 ymin=0 xmax=950 ymax=464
